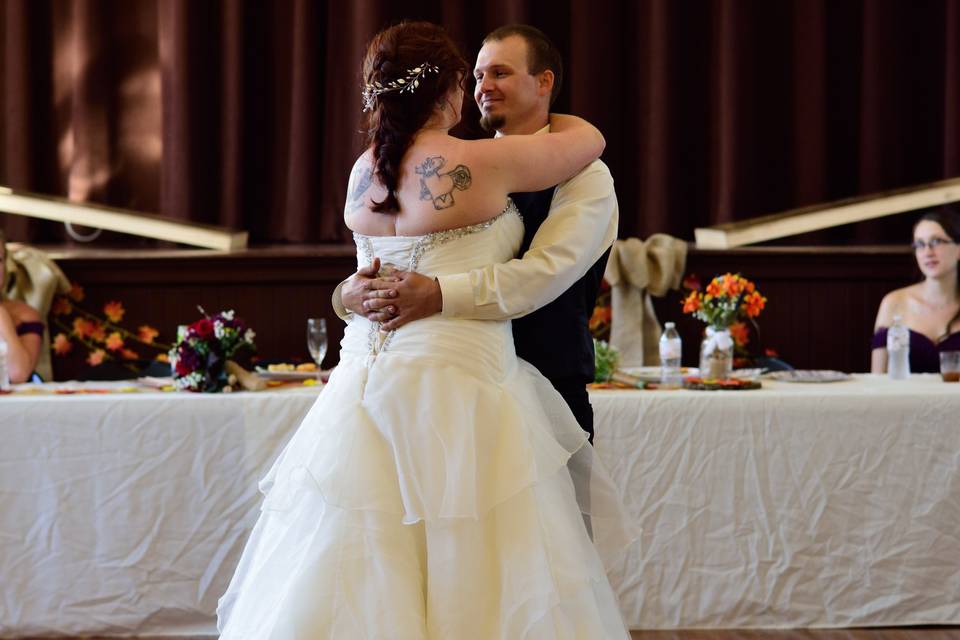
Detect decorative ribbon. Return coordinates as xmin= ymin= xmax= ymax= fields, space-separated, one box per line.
xmin=702 ymin=326 xmax=734 ymax=356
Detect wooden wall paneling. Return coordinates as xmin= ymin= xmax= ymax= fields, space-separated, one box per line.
xmin=652 ymin=247 xmax=917 ymax=372
xmin=48 ymin=247 xmax=356 ymax=380
xmin=45 ymin=245 xmax=918 ymax=380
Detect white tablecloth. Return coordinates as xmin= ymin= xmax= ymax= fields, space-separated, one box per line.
xmin=1 ymin=376 xmax=958 ymax=635
xmin=0 ymin=383 xmax=320 ymax=637
xmin=592 ymin=374 xmax=960 ymax=629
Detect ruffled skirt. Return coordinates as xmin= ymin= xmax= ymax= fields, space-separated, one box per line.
xmin=216 ymin=352 xmax=634 ymax=639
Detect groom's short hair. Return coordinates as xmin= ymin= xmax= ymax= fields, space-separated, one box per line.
xmin=483 ymin=24 xmax=563 ymax=106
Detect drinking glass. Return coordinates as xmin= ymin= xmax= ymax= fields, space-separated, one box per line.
xmin=940 ymin=350 xmax=960 ymax=383
xmin=307 ymin=318 xmax=328 ymax=370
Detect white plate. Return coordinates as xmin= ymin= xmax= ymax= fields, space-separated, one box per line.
xmin=622 ymin=366 xmax=699 ymax=382
xmin=254 ymin=367 xmax=320 ymax=381
xmin=137 ymin=376 xmax=175 ymax=389
xmin=729 ymin=368 xmax=765 ymax=380
xmin=765 ymin=369 xmax=852 ymax=383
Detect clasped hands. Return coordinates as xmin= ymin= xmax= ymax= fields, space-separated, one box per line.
xmin=341 ymin=257 xmax=443 ymax=331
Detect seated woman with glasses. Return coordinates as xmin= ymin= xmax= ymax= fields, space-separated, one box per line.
xmin=871 ymin=207 xmax=960 ymax=373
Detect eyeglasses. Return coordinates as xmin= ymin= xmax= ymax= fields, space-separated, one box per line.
xmin=911 ymin=238 xmax=955 ymax=251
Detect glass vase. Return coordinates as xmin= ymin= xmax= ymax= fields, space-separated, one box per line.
xmin=699 ymin=326 xmax=734 ymax=380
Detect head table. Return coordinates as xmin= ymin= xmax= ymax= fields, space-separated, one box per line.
xmin=0 ymin=375 xmax=957 ymax=636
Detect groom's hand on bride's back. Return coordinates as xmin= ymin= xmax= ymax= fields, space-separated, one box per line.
xmin=365 ymin=271 xmax=442 ymax=331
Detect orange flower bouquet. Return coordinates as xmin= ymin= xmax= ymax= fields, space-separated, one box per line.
xmin=588 ymin=280 xmax=613 ymax=341
xmin=681 ymin=273 xmax=767 ymax=379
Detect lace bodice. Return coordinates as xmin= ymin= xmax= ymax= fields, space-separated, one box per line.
xmin=341 ymin=201 xmax=524 ymax=371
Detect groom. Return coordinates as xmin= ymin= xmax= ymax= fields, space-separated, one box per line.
xmin=338 ymin=24 xmax=618 ymax=442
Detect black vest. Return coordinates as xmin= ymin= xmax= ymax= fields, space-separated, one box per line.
xmin=510 ymin=188 xmax=611 ymax=385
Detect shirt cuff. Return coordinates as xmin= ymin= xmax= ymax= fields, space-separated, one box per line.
xmin=437 ymin=273 xmax=474 ymax=318
xmin=331 ymin=280 xmax=353 ymax=321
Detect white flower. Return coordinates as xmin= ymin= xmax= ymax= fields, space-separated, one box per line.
xmin=244 ymin=328 xmax=256 ymax=343
xmin=174 ymin=371 xmax=203 ymax=391
xmin=214 ymin=320 xmax=225 ymax=339
xmin=221 ymin=310 xmax=235 ymax=321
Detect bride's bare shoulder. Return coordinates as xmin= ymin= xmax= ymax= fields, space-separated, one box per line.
xmin=345 ymin=151 xmax=376 ymax=214
xmin=394 ymin=136 xmax=507 ymax=234
xmin=343 ymin=151 xmax=394 ymax=234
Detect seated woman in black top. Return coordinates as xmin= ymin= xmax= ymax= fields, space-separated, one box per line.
xmin=872 ymin=207 xmax=960 ymax=373
xmin=0 ymin=229 xmax=44 ymax=383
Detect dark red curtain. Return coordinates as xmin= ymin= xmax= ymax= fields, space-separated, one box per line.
xmin=2 ymin=0 xmax=959 ymax=246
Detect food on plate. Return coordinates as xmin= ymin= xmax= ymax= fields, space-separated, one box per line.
xmin=683 ymin=377 xmax=761 ymax=391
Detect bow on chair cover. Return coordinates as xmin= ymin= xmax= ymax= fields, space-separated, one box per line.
xmin=603 ymin=235 xmax=687 ymax=368
xmin=3 ymin=244 xmax=71 ymax=381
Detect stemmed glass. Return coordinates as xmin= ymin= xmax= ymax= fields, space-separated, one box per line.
xmin=306 ymin=318 xmax=328 ymax=374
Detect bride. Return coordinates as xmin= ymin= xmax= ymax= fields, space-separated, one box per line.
xmin=217 ymin=21 xmax=632 ymax=639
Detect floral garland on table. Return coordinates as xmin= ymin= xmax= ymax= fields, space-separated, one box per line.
xmin=169 ymin=308 xmax=256 ymax=392
xmin=50 ymin=282 xmax=170 ymax=369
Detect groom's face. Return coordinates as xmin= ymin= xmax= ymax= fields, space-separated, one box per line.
xmin=473 ymin=35 xmax=548 ymax=134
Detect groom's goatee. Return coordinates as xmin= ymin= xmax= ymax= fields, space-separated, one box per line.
xmin=479 ymin=113 xmax=506 ymax=133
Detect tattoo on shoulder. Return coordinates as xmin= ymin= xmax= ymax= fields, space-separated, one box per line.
xmin=346 ymin=164 xmax=373 ymax=213
xmin=414 ymin=156 xmax=472 ymax=210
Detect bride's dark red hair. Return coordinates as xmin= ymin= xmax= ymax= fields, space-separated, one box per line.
xmin=362 ymin=21 xmax=468 ymax=213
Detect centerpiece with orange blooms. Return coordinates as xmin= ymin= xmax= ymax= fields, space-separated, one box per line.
xmin=681 ymin=273 xmax=767 ymax=379
xmin=50 ymin=282 xmax=171 ymax=374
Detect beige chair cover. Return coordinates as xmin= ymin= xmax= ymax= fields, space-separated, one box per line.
xmin=3 ymin=244 xmax=71 ymax=381
xmin=603 ymin=235 xmax=688 ymax=368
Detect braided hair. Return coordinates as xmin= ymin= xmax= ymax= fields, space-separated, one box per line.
xmin=361 ymin=21 xmax=468 ymax=213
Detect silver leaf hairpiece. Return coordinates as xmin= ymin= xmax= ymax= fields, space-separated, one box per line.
xmin=362 ymin=62 xmax=440 ymax=112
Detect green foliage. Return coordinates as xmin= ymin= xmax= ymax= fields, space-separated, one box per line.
xmin=593 ymin=338 xmax=619 ymax=383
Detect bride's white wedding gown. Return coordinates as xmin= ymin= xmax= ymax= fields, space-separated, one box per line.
xmin=217 ymin=201 xmax=633 ymax=639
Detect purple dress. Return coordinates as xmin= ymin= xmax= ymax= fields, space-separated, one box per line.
xmin=871 ymin=327 xmax=960 ymax=373
xmin=15 ymin=321 xmax=43 ymax=337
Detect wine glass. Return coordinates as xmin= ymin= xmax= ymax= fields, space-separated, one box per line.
xmin=306 ymin=318 xmax=328 ymax=373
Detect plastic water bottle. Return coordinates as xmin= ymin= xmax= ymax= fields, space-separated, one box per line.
xmin=887 ymin=315 xmax=910 ymax=380
xmin=659 ymin=322 xmax=683 ymax=388
xmin=0 ymin=338 xmax=9 ymax=391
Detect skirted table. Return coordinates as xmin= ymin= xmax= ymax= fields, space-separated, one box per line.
xmin=0 ymin=382 xmax=319 ymax=637
xmin=594 ymin=373 xmax=960 ymax=629
xmin=0 ymin=375 xmax=958 ymax=635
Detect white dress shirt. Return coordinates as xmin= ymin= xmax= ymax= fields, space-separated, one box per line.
xmin=438 ymin=125 xmax=619 ymax=320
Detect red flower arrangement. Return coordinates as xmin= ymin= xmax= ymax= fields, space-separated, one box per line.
xmin=169 ymin=308 xmax=256 ymax=392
